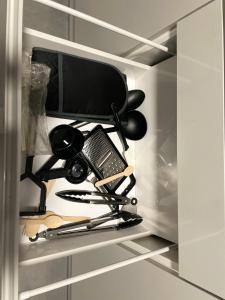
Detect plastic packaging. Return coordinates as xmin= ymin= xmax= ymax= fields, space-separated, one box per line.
xmin=27 ymin=62 xmax=51 ymax=155
xmin=22 ymin=53 xmax=52 ymax=155
xmin=22 ymin=52 xmax=31 ymax=152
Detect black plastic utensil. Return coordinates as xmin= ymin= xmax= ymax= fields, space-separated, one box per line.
xmin=64 ymin=156 xmax=89 ymax=184
xmin=105 ymin=109 xmax=148 ymax=141
xmin=127 ymin=89 xmax=145 ymax=111
xmin=49 ymin=124 xmax=84 ymax=159
xmin=30 ymin=210 xmax=143 ymax=241
xmin=56 ymin=189 xmax=138 ymax=206
xmin=122 ymin=110 xmax=147 ymax=140
xmin=81 ymin=125 xmax=136 ymax=195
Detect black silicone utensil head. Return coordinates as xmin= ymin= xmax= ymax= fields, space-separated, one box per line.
xmin=122 ymin=110 xmax=147 ymax=141
xmin=65 ymin=156 xmax=89 ymax=184
xmin=118 ymin=211 xmax=143 ymax=229
xmin=49 ymin=125 xmax=84 ymax=159
xmin=127 ymin=89 xmax=145 ymax=111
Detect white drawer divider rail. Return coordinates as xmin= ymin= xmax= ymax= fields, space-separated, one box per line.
xmin=19 ymin=246 xmax=170 ymax=300
xmin=32 ymin=0 xmax=169 ymax=53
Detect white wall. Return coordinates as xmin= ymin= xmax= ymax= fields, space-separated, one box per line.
xmin=74 ymin=0 xmax=212 ymax=55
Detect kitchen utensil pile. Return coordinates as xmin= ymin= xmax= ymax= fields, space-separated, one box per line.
xmin=21 ymin=49 xmax=148 ymax=242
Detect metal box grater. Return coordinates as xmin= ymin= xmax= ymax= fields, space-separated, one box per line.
xmin=82 ymin=125 xmax=127 ymax=191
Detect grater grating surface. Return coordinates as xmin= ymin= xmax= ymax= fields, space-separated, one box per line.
xmin=82 ymin=126 xmax=127 ymax=191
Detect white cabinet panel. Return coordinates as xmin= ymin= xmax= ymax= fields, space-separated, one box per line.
xmin=135 ymin=57 xmax=178 ymax=243
xmin=74 ymin=0 xmax=211 ymax=55
xmin=177 ymin=0 xmax=225 ymax=298
xmin=0 ymin=1 xmax=23 ymax=299
xmin=23 ymin=0 xmax=70 ymax=39
xmin=19 ymin=258 xmax=68 ymax=300
xmin=71 ymin=245 xmax=218 ymax=300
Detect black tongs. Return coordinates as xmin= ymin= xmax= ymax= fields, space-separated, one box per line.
xmin=56 ymin=190 xmax=138 ymax=206
xmin=30 ymin=210 xmax=142 ymax=242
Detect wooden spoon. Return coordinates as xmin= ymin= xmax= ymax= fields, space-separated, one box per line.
xmin=21 ymin=212 xmax=89 ymax=238
xmin=20 ymin=214 xmax=89 ymax=225
xmin=23 ymin=223 xmax=40 ymax=238
xmin=95 ymin=165 xmax=134 ymax=188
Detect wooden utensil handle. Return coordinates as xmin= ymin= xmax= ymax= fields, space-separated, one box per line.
xmin=62 ymin=216 xmax=90 ymax=222
xmin=20 ymin=215 xmax=89 ymax=225
xmin=95 ymin=171 xmax=125 ymax=187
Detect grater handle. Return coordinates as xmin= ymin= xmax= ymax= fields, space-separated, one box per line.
xmin=95 ymin=166 xmax=134 ymax=187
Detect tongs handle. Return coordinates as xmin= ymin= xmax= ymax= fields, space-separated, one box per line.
xmin=37 ymin=211 xmax=121 ymax=240
xmin=56 ymin=190 xmax=137 ymax=206
xmin=41 ymin=217 xmax=143 ymax=240
xmin=111 ymin=103 xmax=129 ymax=152
xmin=31 ymin=211 xmax=142 ymax=242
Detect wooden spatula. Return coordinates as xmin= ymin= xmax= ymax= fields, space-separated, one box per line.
xmin=20 ymin=213 xmax=89 ymax=225
xmin=95 ymin=165 xmax=134 ymax=188
xmin=21 ymin=212 xmax=89 ymax=238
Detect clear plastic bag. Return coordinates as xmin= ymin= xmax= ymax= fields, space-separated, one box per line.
xmin=27 ymin=63 xmax=51 ymax=155
xmin=22 ymin=53 xmax=52 ymax=155
xmin=21 ymin=52 xmax=32 ymax=152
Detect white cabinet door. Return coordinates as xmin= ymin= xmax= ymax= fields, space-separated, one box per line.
xmin=177 ymin=0 xmax=225 ymax=298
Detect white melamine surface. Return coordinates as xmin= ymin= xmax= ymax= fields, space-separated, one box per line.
xmin=20 ymin=225 xmax=151 ymax=266
xmin=19 ymin=258 xmax=68 ymax=300
xmin=177 ymin=0 xmax=225 ymax=298
xmin=24 ymin=0 xmax=70 ymax=39
xmin=136 ymin=57 xmax=178 ymax=243
xmin=0 ymin=1 xmax=23 ymax=299
xmin=19 ymin=247 xmax=170 ymax=299
xmin=71 ymin=247 xmax=218 ymax=300
xmin=32 ymin=0 xmax=168 ymax=53
xmin=74 ymin=0 xmax=212 ymax=55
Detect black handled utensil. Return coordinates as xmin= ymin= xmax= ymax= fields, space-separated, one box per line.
xmin=122 ymin=110 xmax=147 ymax=141
xmin=105 ymin=110 xmax=147 ymax=141
xmin=49 ymin=124 xmax=84 ymax=159
xmin=56 ymin=190 xmax=138 ymax=206
xmin=29 ymin=210 xmax=143 ymax=241
xmin=127 ymin=89 xmax=145 ymax=111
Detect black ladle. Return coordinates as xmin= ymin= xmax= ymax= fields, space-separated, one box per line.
xmin=127 ymin=89 xmax=145 ymax=111
xmin=106 ymin=110 xmax=147 ymax=141
xmin=122 ymin=110 xmax=147 ymax=140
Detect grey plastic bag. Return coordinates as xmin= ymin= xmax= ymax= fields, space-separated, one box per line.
xmin=22 ymin=52 xmax=52 ymax=155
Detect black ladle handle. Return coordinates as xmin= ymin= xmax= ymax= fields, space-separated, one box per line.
xmin=111 ymin=103 xmax=129 ymax=151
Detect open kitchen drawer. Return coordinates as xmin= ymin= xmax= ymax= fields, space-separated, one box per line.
xmin=1 ymin=0 xmax=225 ymax=300
xmin=19 ymin=24 xmax=177 ymax=268
xmin=19 ymin=22 xmax=177 ymax=300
